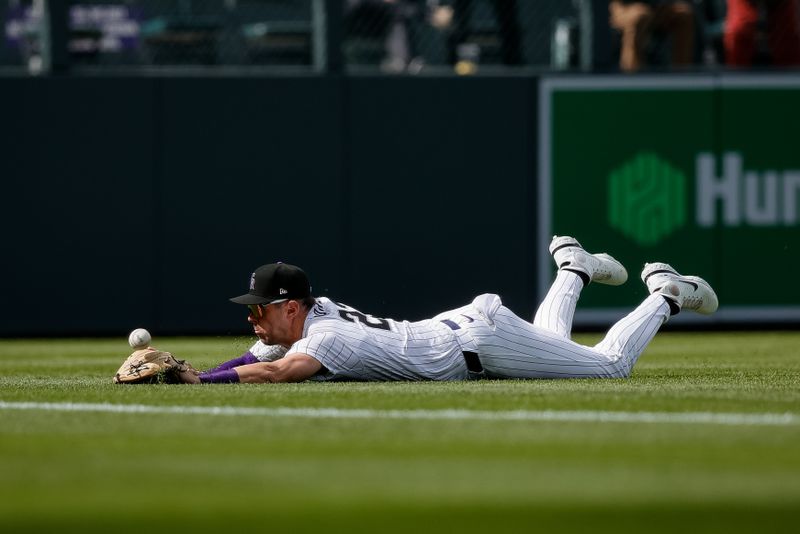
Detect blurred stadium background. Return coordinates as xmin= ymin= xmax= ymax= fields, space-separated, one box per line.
xmin=1 ymin=0 xmax=798 ymax=336
xmin=0 ymin=0 xmax=733 ymax=72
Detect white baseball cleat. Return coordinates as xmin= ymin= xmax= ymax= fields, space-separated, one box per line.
xmin=549 ymin=235 xmax=628 ymax=286
xmin=641 ymin=262 xmax=719 ymax=315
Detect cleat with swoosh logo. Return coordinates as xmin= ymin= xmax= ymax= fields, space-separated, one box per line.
xmin=549 ymin=235 xmax=628 ymax=286
xmin=641 ymin=262 xmax=718 ymax=315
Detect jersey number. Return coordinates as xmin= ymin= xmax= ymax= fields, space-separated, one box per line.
xmin=337 ymin=309 xmax=392 ymax=331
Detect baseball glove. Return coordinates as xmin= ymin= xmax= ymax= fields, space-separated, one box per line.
xmin=113 ymin=348 xmax=199 ymax=384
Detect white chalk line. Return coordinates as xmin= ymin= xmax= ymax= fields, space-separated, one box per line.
xmin=0 ymin=401 xmax=797 ymax=427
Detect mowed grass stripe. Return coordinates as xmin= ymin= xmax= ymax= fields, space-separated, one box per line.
xmin=1 ymin=400 xmax=796 ymax=426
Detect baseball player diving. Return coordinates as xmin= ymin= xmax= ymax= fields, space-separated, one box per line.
xmin=113 ymin=236 xmax=718 ymax=384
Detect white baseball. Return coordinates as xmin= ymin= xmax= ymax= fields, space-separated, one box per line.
xmin=128 ymin=328 xmax=152 ymax=349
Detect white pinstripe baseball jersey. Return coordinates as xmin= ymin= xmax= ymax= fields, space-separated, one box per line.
xmin=249 ymin=342 xmax=288 ymax=362
xmin=246 ymin=271 xmax=672 ymax=381
xmin=289 ymin=298 xmax=469 ymax=381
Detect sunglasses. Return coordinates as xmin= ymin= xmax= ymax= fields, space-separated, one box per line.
xmin=247 ymin=299 xmax=288 ymax=319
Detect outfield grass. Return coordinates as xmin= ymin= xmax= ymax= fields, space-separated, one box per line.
xmin=1 ymin=332 xmax=798 ymax=533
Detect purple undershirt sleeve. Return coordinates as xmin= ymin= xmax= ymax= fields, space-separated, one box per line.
xmin=206 ymin=352 xmax=260 ymax=372
xmin=198 ymin=352 xmax=261 ymax=384
xmin=198 ymin=368 xmax=241 ymax=384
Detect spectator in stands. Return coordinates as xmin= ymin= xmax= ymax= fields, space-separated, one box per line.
xmin=609 ymin=0 xmax=695 ymax=72
xmin=724 ymin=0 xmax=800 ymax=66
xmin=344 ymin=0 xmax=421 ymax=72
xmin=429 ymin=0 xmax=523 ymax=69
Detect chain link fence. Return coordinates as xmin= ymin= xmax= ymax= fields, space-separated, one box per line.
xmin=2 ymin=1 xmax=800 ymax=74
xmin=1 ymin=0 xmax=316 ymax=70
xmin=343 ymin=0 xmax=577 ymax=73
xmin=0 ymin=0 xmax=584 ymax=72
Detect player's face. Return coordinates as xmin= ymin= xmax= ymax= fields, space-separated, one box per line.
xmin=247 ymin=301 xmax=293 ymax=347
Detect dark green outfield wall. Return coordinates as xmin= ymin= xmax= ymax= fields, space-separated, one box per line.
xmin=0 ymin=76 xmax=538 ymax=336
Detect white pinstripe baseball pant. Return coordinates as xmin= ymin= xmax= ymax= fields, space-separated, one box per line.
xmin=451 ymin=271 xmax=670 ymax=379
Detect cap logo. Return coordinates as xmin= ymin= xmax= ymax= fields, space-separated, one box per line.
xmin=249 ymin=273 xmax=256 ymax=290
xmin=279 ymin=288 xmax=288 ymax=295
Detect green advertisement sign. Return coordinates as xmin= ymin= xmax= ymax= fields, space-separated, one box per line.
xmin=539 ymin=76 xmax=800 ymax=325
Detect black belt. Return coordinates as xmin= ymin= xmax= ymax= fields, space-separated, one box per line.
xmin=462 ymin=350 xmax=484 ymax=374
xmin=441 ymin=320 xmax=485 ymax=375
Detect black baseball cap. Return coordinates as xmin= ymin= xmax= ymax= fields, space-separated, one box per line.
xmin=229 ymin=263 xmax=312 ymax=305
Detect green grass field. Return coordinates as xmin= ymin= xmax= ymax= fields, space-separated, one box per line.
xmin=1 ymin=332 xmax=799 ymax=533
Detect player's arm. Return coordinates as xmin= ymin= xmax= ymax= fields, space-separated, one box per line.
xmin=205 ymin=342 xmax=287 ymax=373
xmin=233 ymin=353 xmax=322 ymax=383
xmin=205 ymin=352 xmax=260 ymax=372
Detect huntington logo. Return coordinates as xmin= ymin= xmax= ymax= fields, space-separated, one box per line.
xmin=697 ymin=152 xmax=800 ymax=226
xmin=608 ymin=152 xmax=687 ymax=246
